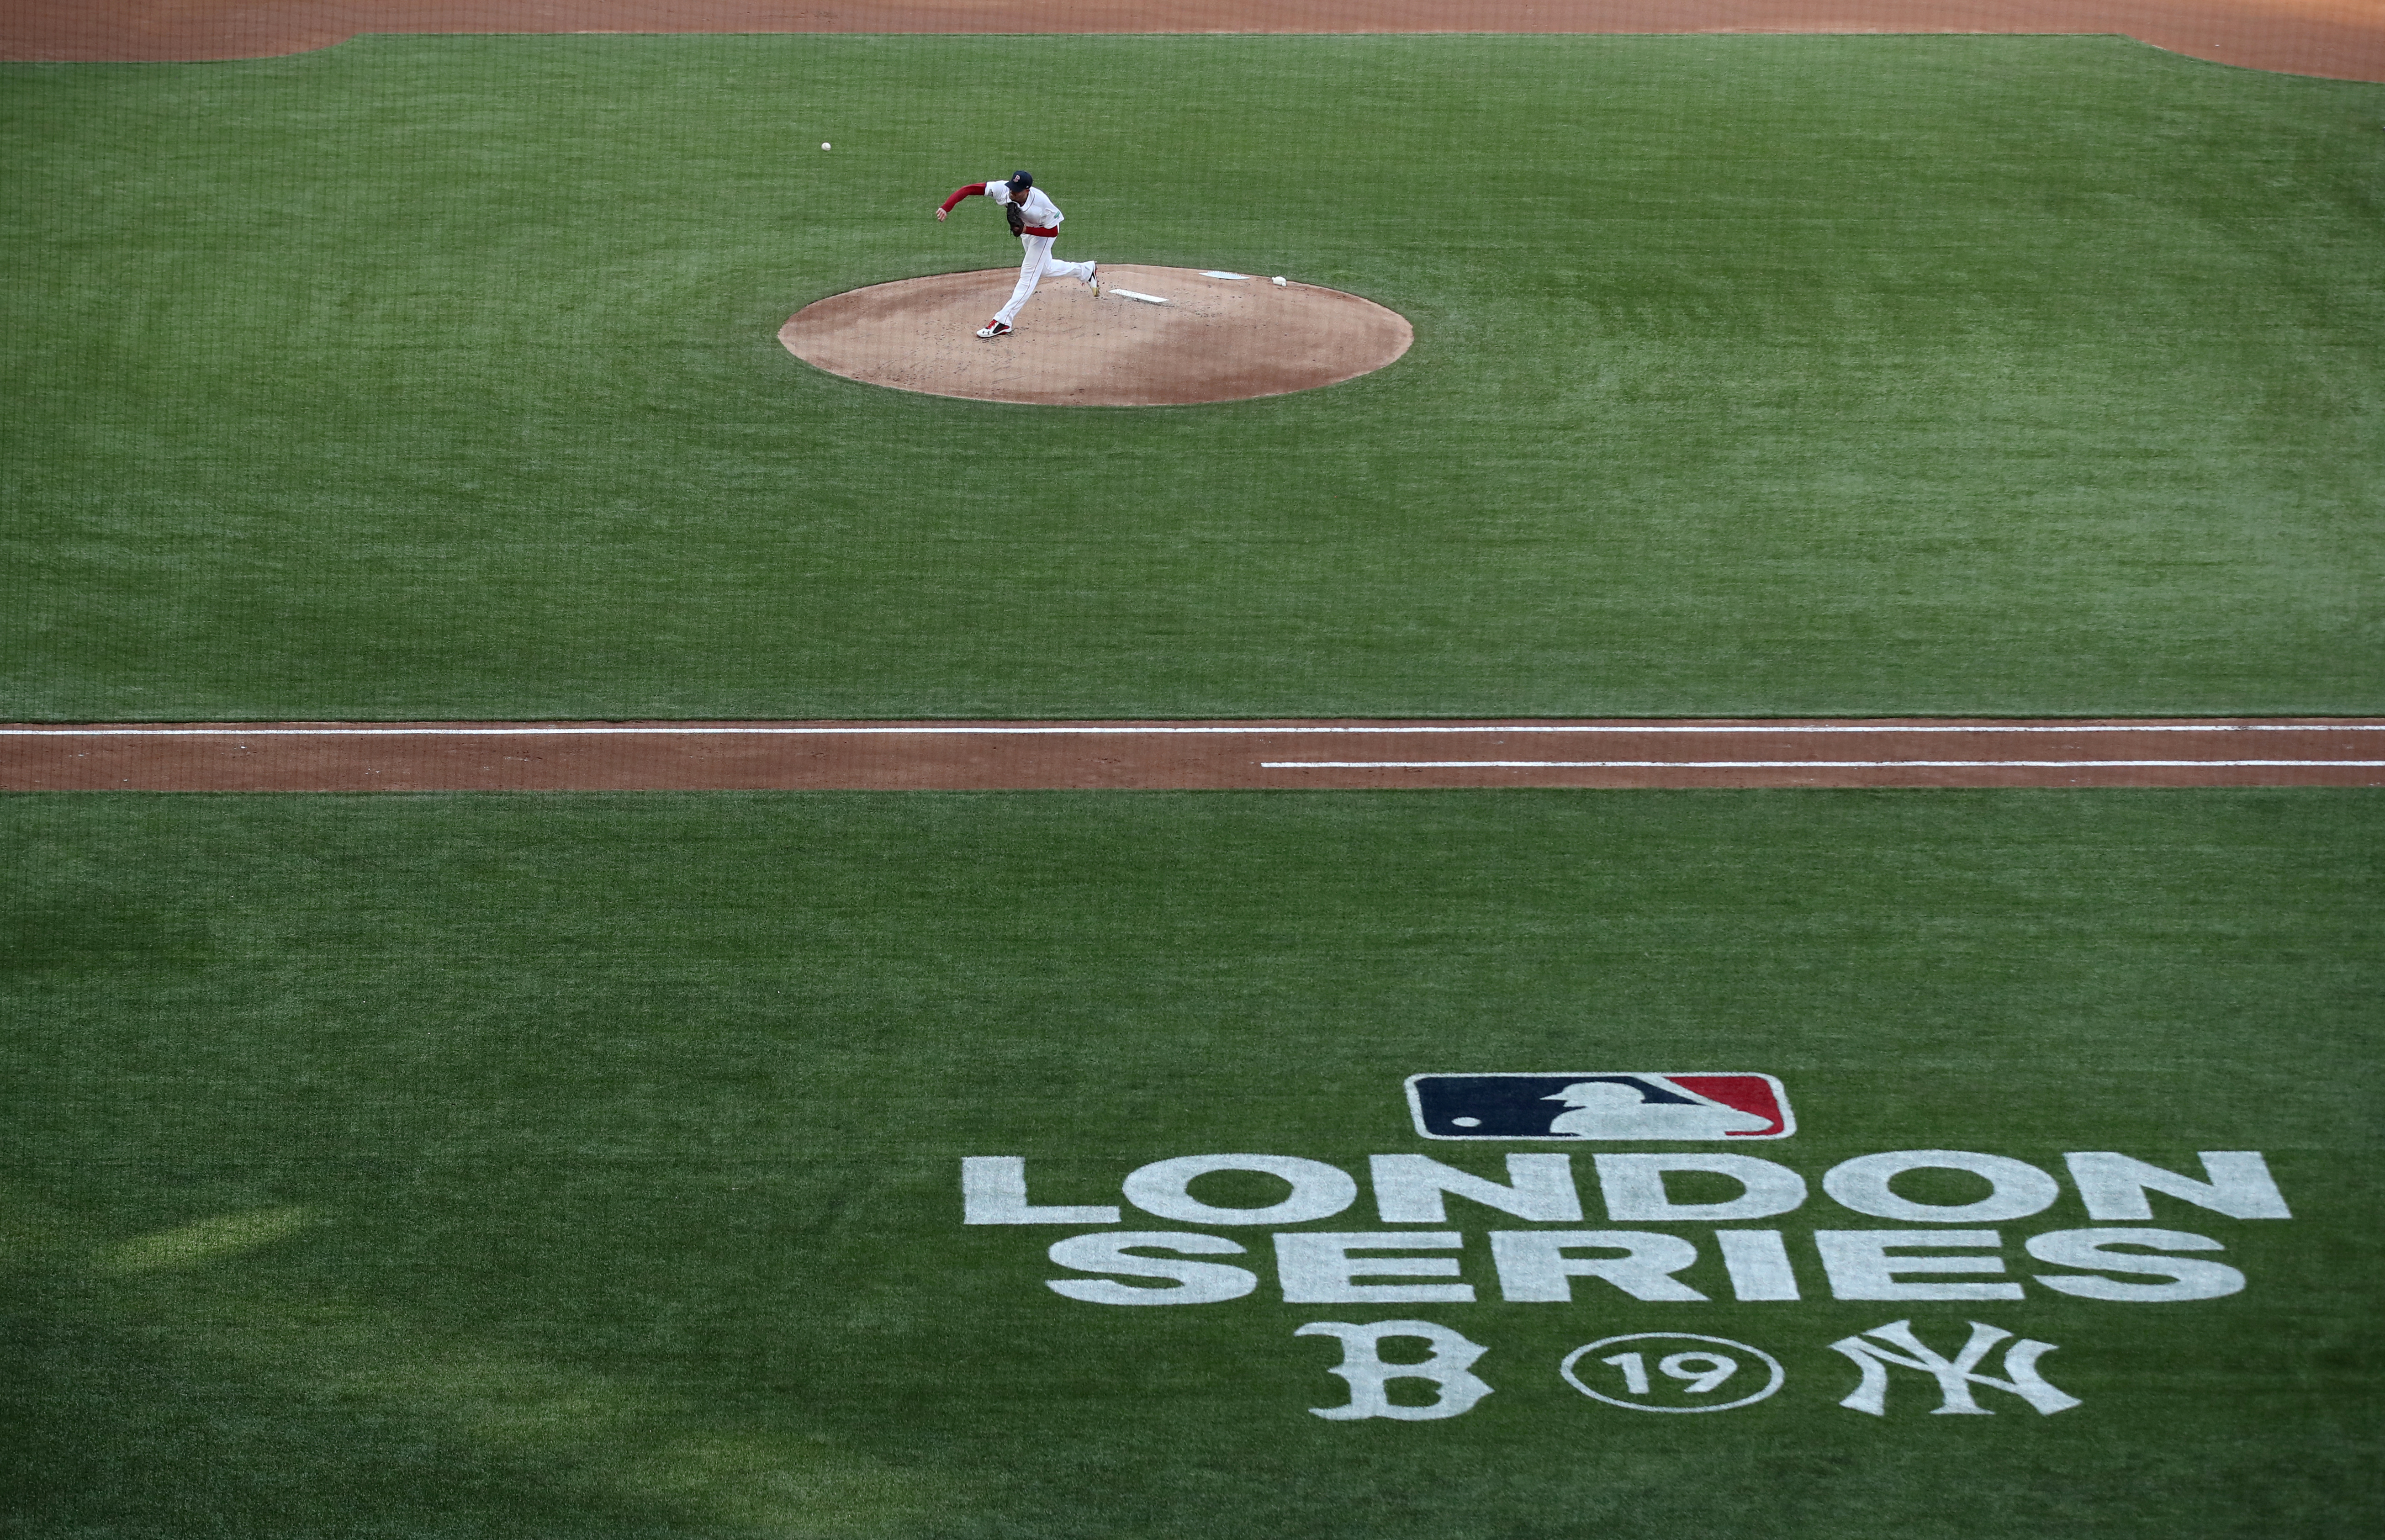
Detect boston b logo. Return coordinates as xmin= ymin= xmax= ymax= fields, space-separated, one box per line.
xmin=1406 ymin=1073 xmax=1793 ymax=1140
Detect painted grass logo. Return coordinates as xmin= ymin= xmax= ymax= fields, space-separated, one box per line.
xmin=961 ymin=1075 xmax=2295 ymax=1423
xmin=1828 ymin=1319 xmax=2078 ymax=1417
xmin=1296 ymin=1319 xmax=2077 ymax=1421
xmin=1408 ymin=1072 xmax=1793 ymax=1140
xmin=1560 ymin=1332 xmax=1787 ymax=1413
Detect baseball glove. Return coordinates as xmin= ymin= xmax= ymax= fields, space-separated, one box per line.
xmin=1004 ymin=202 xmax=1026 ymax=238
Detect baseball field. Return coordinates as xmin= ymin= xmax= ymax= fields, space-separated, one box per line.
xmin=4 ymin=6 xmax=2381 ymax=1536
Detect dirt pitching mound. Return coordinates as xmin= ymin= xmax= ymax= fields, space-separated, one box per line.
xmin=779 ymin=266 xmax=1413 ymax=406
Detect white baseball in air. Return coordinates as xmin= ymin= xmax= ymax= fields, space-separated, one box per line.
xmin=821 ymin=142 xmax=832 ymax=150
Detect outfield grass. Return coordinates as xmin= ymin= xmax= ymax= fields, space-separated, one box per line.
xmin=5 ymin=790 xmax=2378 ymax=1537
xmin=3 ymin=34 xmax=2380 ymax=721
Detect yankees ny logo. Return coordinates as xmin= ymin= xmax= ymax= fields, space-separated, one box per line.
xmin=1829 ymin=1319 xmax=2081 ymax=1416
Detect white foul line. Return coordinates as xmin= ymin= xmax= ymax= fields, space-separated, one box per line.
xmin=3 ymin=724 xmax=2381 ymax=739
xmin=1263 ymin=760 xmax=2385 ymax=770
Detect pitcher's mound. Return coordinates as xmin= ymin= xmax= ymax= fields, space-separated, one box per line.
xmin=780 ymin=266 xmax=1413 ymax=407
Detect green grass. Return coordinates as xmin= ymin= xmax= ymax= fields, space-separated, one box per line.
xmin=5 ymin=789 xmax=2379 ymax=1536
xmin=3 ymin=34 xmax=2380 ymax=720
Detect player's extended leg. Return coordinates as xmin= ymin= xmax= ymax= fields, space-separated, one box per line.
xmin=992 ymin=235 xmax=1056 ymax=327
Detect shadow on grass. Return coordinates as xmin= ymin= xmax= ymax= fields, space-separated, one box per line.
xmin=4 ymin=1233 xmax=966 ymax=1540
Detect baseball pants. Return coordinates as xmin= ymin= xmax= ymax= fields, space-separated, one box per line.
xmin=994 ymin=234 xmax=1094 ymax=326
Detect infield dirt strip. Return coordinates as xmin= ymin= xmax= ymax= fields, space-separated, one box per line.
xmin=5 ymin=1 xmax=2380 ymax=80
xmin=5 ymin=720 xmax=2380 ymax=792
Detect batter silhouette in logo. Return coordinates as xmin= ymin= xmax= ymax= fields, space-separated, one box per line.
xmin=1543 ymin=1080 xmax=1775 ymax=1139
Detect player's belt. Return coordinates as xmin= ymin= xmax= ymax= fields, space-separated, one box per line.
xmin=1021 ymin=224 xmax=1058 ymax=237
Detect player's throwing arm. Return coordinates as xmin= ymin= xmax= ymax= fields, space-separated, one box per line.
xmin=934 ymin=171 xmax=1100 ymax=339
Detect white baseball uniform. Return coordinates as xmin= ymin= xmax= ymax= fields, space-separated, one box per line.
xmin=943 ymin=180 xmax=1096 ymax=328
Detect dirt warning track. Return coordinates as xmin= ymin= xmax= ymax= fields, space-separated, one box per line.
xmin=5 ymin=720 xmax=2380 ymax=792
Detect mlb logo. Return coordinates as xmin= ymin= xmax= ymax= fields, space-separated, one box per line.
xmin=1406 ymin=1073 xmax=1794 ymax=1140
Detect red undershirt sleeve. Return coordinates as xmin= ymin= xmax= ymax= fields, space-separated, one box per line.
xmin=941 ymin=184 xmax=988 ymax=212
